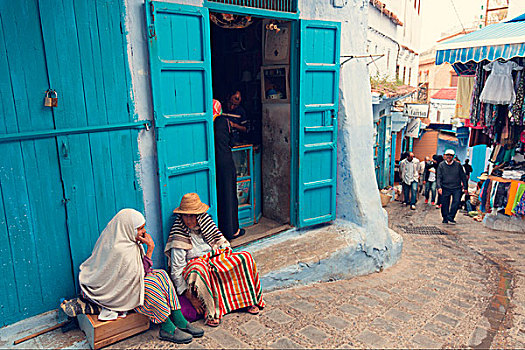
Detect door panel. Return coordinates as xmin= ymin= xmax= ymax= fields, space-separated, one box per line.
xmin=0 ymin=1 xmax=75 ymax=325
xmin=40 ymin=0 xmax=142 ymax=279
xmin=0 ymin=0 xmax=142 ymax=326
xmin=297 ymin=20 xmax=340 ymax=228
xmin=147 ymin=2 xmax=217 ymax=243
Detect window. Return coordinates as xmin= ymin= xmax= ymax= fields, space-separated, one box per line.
xmin=450 ymin=73 xmax=459 ymax=87
xmin=396 ymin=65 xmax=400 ymax=80
xmin=408 ymin=68 xmax=412 ymax=84
xmin=402 ymin=67 xmax=406 ymax=83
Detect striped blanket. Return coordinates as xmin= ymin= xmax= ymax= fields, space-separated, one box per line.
xmin=182 ymin=248 xmax=265 ymax=320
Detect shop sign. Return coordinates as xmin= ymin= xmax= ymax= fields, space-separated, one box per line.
xmin=405 ymin=118 xmax=421 ymax=138
xmin=404 ymin=103 xmax=429 ymax=118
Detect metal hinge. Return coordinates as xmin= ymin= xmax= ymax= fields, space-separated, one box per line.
xmin=295 ymin=39 xmax=300 ymax=49
xmin=148 ymin=25 xmax=156 ymax=38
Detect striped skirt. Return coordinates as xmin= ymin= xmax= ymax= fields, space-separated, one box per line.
xmin=182 ymin=248 xmax=265 ymax=321
xmin=135 ymin=269 xmax=180 ymax=323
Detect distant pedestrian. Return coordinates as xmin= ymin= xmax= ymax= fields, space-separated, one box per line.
xmin=433 ymin=154 xmax=444 ymax=209
xmin=423 ymin=157 xmax=437 ymax=205
xmin=463 ymin=159 xmax=473 ymax=182
xmin=437 ymin=149 xmax=468 ymax=224
xmin=399 ymin=152 xmax=419 ymax=210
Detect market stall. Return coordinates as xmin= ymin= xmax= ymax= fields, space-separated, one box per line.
xmin=436 ymin=13 xmax=525 ymax=230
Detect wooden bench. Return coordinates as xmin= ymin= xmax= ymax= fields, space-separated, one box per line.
xmin=78 ymin=313 xmax=150 ymax=349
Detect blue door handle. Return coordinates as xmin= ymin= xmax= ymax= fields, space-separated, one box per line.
xmin=61 ymin=140 xmax=69 ymax=157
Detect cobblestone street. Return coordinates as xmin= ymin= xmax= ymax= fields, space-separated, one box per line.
xmin=5 ymin=201 xmax=525 ymax=349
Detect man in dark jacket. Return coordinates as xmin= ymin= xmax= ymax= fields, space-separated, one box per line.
xmin=437 ymin=149 xmax=468 ymax=224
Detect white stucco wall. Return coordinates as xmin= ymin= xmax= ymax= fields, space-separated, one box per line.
xmin=125 ymin=0 xmax=399 ymax=268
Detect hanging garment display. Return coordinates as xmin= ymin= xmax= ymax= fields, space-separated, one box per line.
xmin=479 ymin=60 xmax=523 ymax=105
xmin=455 ymin=76 xmax=475 ymax=119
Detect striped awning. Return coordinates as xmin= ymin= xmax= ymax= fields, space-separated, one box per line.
xmin=436 ymin=14 xmax=525 ymax=65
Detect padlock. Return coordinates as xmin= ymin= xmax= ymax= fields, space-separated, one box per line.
xmin=44 ymin=89 xmax=58 ymax=107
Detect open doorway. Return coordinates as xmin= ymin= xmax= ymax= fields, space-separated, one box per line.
xmin=209 ymin=13 xmax=293 ymax=246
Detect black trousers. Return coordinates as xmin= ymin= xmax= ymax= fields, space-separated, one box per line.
xmin=441 ymin=187 xmax=462 ymax=221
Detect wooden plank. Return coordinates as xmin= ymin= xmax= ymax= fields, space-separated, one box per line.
xmin=78 ymin=313 xmax=150 ymax=350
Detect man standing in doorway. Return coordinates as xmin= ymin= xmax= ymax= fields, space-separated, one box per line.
xmin=437 ymin=149 xmax=468 ymax=224
xmin=399 ymin=152 xmax=419 ymax=210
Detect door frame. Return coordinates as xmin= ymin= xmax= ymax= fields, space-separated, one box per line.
xmin=203 ymin=4 xmax=302 ymax=226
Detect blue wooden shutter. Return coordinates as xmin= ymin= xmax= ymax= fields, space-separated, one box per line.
xmin=146 ymin=2 xmax=217 ymax=243
xmin=297 ymin=20 xmax=340 ymax=228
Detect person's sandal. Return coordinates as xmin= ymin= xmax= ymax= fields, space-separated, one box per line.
xmin=159 ymin=328 xmax=193 ymax=344
xmin=179 ymin=323 xmax=205 ymax=337
xmin=246 ymin=305 xmax=260 ymax=315
xmin=205 ymin=318 xmax=221 ymax=327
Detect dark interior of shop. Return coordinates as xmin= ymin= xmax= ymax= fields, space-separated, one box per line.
xmin=209 ymin=14 xmax=293 ymax=245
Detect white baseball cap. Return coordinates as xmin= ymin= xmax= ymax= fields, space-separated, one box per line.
xmin=444 ymin=149 xmax=455 ymax=156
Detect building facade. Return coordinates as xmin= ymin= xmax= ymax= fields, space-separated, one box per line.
xmin=0 ymin=0 xmax=403 ymax=326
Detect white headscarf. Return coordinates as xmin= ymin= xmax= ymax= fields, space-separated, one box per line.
xmin=79 ymin=209 xmax=146 ymax=312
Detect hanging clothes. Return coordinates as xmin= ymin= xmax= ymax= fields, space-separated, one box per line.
xmin=515 ymin=191 xmax=525 ymax=216
xmin=505 ymin=181 xmax=520 ymax=215
xmin=494 ymin=181 xmax=511 ymax=208
xmin=455 ymin=76 xmax=475 ymax=119
xmin=468 ymin=128 xmax=492 ymax=147
xmin=511 ymin=184 xmax=525 ymax=214
xmin=480 ymin=60 xmax=523 ymax=105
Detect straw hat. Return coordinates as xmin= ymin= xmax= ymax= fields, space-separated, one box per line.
xmin=173 ymin=193 xmax=210 ymax=214
xmin=477 ymin=172 xmax=489 ymax=181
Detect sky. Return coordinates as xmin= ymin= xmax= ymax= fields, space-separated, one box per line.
xmin=419 ymin=0 xmax=483 ymax=51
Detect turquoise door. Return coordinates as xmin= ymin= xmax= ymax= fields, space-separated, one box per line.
xmin=0 ymin=0 xmax=143 ymax=326
xmin=296 ymin=20 xmax=340 ymax=228
xmin=146 ymin=2 xmax=217 ymax=243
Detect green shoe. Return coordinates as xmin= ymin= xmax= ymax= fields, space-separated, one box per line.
xmin=179 ymin=323 xmax=205 ymax=338
xmin=159 ymin=328 xmax=193 ymax=344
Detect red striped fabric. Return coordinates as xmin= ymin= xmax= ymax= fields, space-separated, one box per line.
xmin=182 ymin=248 xmax=265 ymax=320
xmin=135 ymin=269 xmax=180 ymax=323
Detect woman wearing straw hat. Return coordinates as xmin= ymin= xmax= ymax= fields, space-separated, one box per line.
xmin=213 ymin=99 xmax=245 ymax=240
xmin=165 ymin=193 xmax=265 ymax=327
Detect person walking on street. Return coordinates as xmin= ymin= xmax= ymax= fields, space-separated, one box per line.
xmin=423 ymin=157 xmax=437 ymax=205
xmin=463 ymin=159 xmax=473 ymax=182
xmin=399 ymin=152 xmax=419 ymax=210
xmin=437 ymin=149 xmax=468 ymax=224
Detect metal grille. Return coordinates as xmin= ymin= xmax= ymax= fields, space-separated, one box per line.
xmin=207 ymin=0 xmax=297 ymax=13
xmin=400 ymin=226 xmax=448 ymax=235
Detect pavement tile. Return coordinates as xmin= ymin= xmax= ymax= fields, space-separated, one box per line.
xmin=356 ymin=295 xmax=380 ymax=307
xmin=367 ymin=288 xmax=391 ymax=301
xmin=433 ymin=277 xmax=452 ymax=285
xmin=385 ymin=308 xmax=413 ymax=322
xmin=338 ymin=303 xmax=364 ymax=316
xmin=240 ymin=319 xmax=270 ymax=339
xmin=468 ymin=327 xmax=489 ymax=347
xmin=298 ymin=325 xmax=328 ymax=343
xmin=322 ymin=316 xmax=349 ymax=330
xmin=411 ymin=333 xmax=441 ymax=348
xmin=441 ymin=305 xmax=466 ymax=318
xmin=417 ymin=288 xmax=439 ymax=298
xmin=356 ymin=330 xmax=388 ymax=347
xmin=371 ymin=317 xmax=396 ymax=333
xmin=397 ymin=300 xmax=422 ymax=311
xmin=270 ymin=337 xmax=302 ymax=349
xmin=450 ymin=298 xmax=472 ymax=309
xmin=263 ymin=309 xmax=293 ymax=324
xmin=212 ymin=329 xmax=248 ymax=349
xmin=423 ymin=322 xmax=451 ymax=337
xmin=290 ymin=300 xmax=316 ymax=314
xmin=434 ymin=314 xmax=459 ymax=327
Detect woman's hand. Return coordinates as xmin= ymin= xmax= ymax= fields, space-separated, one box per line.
xmin=136 ymin=232 xmax=155 ymax=258
xmin=185 ymin=289 xmax=205 ymax=314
